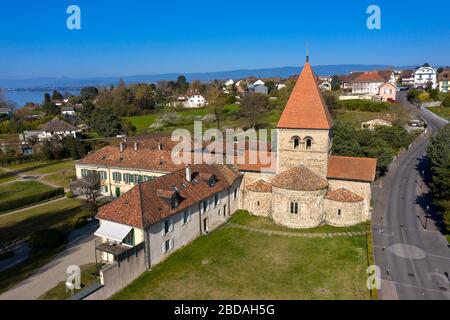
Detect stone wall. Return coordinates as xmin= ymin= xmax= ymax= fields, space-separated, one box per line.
xmin=271 ymin=186 xmax=326 ymax=228
xmin=276 ymin=128 xmax=331 ymax=178
xmin=327 ymin=179 xmax=372 ymax=220
xmin=244 ymin=189 xmax=272 ymax=217
xmin=324 ymin=199 xmax=365 ymax=226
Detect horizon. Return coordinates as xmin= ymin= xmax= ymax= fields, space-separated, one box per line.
xmin=0 ymin=0 xmax=449 ymax=79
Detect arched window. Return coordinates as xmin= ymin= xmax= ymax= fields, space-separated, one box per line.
xmin=305 ymin=137 xmax=312 ymax=150
xmin=292 ymin=136 xmax=300 ymax=149
xmin=290 ymin=201 xmax=299 ymax=214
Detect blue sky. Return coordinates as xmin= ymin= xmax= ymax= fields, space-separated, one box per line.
xmin=0 ymin=0 xmax=449 ymax=79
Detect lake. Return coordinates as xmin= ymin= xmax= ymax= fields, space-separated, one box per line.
xmin=1 ymin=90 xmax=80 ymax=108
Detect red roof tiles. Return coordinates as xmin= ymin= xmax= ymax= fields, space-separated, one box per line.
xmin=245 ymin=179 xmax=272 ymax=193
xmin=325 ymin=188 xmax=364 ymax=202
xmin=277 ymin=62 xmax=333 ymax=130
xmin=97 ymin=164 xmax=242 ymax=228
xmin=327 ymin=156 xmax=377 ymax=182
xmin=271 ymin=165 xmax=328 ymax=191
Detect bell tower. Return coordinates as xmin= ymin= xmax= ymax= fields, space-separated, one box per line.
xmin=276 ymin=56 xmax=333 ymax=178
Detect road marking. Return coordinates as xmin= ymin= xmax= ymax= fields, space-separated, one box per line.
xmin=392 ymin=281 xmax=450 ymax=296
xmin=401 ymin=228 xmax=423 ymax=288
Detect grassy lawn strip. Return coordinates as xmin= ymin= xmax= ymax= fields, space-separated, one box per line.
xmin=113 ymin=214 xmax=369 ymax=300
xmin=0 ymin=168 xmax=16 ymax=184
xmin=0 ymin=181 xmax=64 ymax=213
xmin=38 ymin=263 xmax=99 ymax=300
xmin=230 ymin=211 xmax=367 ymax=234
xmin=428 ymin=106 xmax=450 ymax=121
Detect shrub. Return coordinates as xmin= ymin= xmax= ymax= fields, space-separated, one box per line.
xmin=65 ymin=191 xmax=74 ymax=198
xmin=29 ymin=229 xmax=66 ymax=250
xmin=0 ymin=187 xmax=65 ymax=213
xmin=407 ymin=89 xmax=421 ymax=101
xmin=418 ymin=92 xmax=430 ymax=102
xmin=73 ymin=216 xmax=89 ymax=229
xmin=443 ymin=94 xmax=450 ymax=108
xmin=336 ymin=100 xmax=390 ymax=112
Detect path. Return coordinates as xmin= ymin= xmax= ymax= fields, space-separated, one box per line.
xmin=226 ymin=222 xmax=367 ymax=238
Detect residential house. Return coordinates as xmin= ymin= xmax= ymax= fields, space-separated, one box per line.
xmin=438 ymin=68 xmax=450 ymax=93
xmin=318 ymin=80 xmax=332 ymax=91
xmin=350 ymin=71 xmax=392 ymax=95
xmin=184 ymin=94 xmax=207 ymax=108
xmin=414 ymin=64 xmax=438 ymax=89
xmin=0 ymin=107 xmax=13 ymax=120
xmin=247 ymin=82 xmax=268 ymax=95
xmin=61 ymin=106 xmax=76 ymax=116
xmin=23 ymin=118 xmax=80 ymax=142
xmin=400 ymin=69 xmax=415 ymax=86
xmin=376 ymin=81 xmax=397 ymax=102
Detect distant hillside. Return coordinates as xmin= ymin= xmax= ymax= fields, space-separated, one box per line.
xmin=0 ymin=64 xmax=416 ymax=89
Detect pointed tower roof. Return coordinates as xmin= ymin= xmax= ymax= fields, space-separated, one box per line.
xmin=277 ymin=62 xmax=333 ymax=130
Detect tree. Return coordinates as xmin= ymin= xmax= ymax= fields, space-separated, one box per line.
xmin=207 ymin=87 xmax=226 ymax=129
xmin=51 ymin=90 xmax=63 ymax=101
xmin=90 ymin=107 xmax=122 ymax=137
xmin=443 ymin=93 xmax=450 ymax=108
xmin=80 ymin=87 xmax=99 ymax=101
xmin=240 ymin=93 xmax=269 ymax=128
xmin=331 ymin=75 xmax=341 ymax=91
xmin=73 ymin=173 xmax=100 ymax=212
xmin=134 ymin=84 xmax=156 ymax=111
xmin=265 ymin=81 xmax=276 ymax=94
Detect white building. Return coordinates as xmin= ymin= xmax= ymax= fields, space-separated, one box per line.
xmin=184 ymin=95 xmax=207 ymax=108
xmin=23 ymin=118 xmax=80 ymax=142
xmin=414 ymin=65 xmax=437 ymax=89
xmin=61 ymin=106 xmax=76 ymax=116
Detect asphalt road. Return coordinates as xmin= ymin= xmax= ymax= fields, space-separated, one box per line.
xmin=372 ymin=91 xmax=450 ymax=300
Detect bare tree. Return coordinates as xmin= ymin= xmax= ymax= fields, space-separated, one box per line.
xmin=73 ymin=173 xmax=101 ymax=208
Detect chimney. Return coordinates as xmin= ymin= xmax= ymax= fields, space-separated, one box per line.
xmin=134 ymin=142 xmax=139 ymax=151
xmin=185 ymin=165 xmax=192 ymax=182
xmin=119 ymin=142 xmax=126 ymax=153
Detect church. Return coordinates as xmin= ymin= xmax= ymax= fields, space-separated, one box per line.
xmin=240 ymin=58 xmax=377 ymax=228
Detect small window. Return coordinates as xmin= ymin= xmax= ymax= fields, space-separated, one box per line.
xmin=163 ymin=238 xmax=174 ymax=253
xmin=292 ymin=136 xmax=300 ymax=149
xmin=234 ymin=189 xmax=238 ymax=199
xmin=164 ymin=219 xmax=173 ymax=235
xmin=305 ymin=138 xmax=312 ymax=150
xmin=290 ymin=201 xmax=299 ymax=214
xmin=214 ymin=194 xmax=219 ymax=207
xmin=113 ymin=172 xmax=122 ymax=182
xmin=337 ymin=209 xmax=342 ymax=216
xmin=257 ymin=201 xmax=260 ymax=206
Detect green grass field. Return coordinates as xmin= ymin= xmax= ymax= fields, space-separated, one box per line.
xmin=0 ymin=198 xmax=88 ymax=242
xmin=125 ymin=104 xmax=240 ymax=134
xmin=0 ymin=168 xmax=15 ymax=184
xmin=113 ymin=212 xmax=370 ymax=300
xmin=2 ymin=160 xmax=75 ymax=188
xmin=0 ymin=181 xmax=57 ymax=211
xmin=428 ymin=106 xmax=450 ymax=121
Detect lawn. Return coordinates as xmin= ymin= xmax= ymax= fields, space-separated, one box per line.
xmin=125 ymin=104 xmax=240 ymax=134
xmin=428 ymin=106 xmax=450 ymax=121
xmin=0 ymin=181 xmax=59 ymax=213
xmin=0 ymin=198 xmax=89 ymax=243
xmin=0 ymin=168 xmax=16 ymax=184
xmin=113 ymin=212 xmax=370 ymax=300
xmin=38 ymin=263 xmax=99 ymax=300
xmin=3 ymin=160 xmax=75 ymax=188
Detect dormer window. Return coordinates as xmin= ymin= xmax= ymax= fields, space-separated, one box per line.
xmin=209 ymin=176 xmax=217 ymax=187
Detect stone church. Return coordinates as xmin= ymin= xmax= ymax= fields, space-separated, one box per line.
xmin=241 ymin=58 xmax=377 ymax=228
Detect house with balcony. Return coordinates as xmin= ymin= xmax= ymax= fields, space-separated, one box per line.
xmin=414 ymin=64 xmax=438 ymax=89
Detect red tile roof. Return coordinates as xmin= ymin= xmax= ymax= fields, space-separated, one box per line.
xmin=352 ymin=71 xmax=390 ymax=83
xmin=97 ymin=164 xmax=242 ymax=228
xmin=325 ymin=188 xmax=364 ymax=202
xmin=277 ymin=62 xmax=333 ymax=130
xmin=40 ymin=118 xmax=78 ymax=132
xmin=327 ymin=156 xmax=377 ymax=182
xmin=271 ymin=165 xmax=328 ymax=191
xmin=76 ymin=146 xmax=187 ymax=172
xmin=245 ymin=179 xmax=272 ymax=193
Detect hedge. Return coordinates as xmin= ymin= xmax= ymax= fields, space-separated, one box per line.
xmin=0 ymin=187 xmax=65 ymax=213
xmin=0 ymin=154 xmax=41 ymax=167
xmin=29 ymin=228 xmax=67 ymax=250
xmin=337 ymin=99 xmax=390 ymax=112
